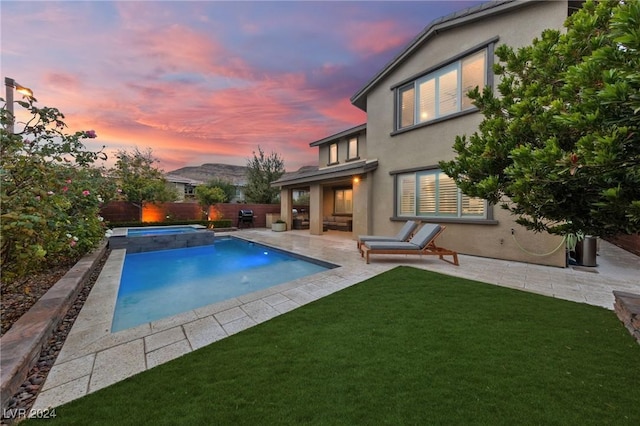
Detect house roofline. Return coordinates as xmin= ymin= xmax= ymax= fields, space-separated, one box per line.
xmin=272 ymin=159 xmax=378 ymax=187
xmin=350 ymin=0 xmax=538 ymax=111
xmin=309 ymin=123 xmax=366 ymax=147
xmin=165 ymin=174 xmax=204 ymax=185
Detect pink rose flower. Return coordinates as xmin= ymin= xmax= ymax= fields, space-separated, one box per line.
xmin=85 ymin=130 xmax=97 ymax=138
xmin=62 ymin=186 xmax=69 ymax=192
xmin=82 ymin=190 xmax=90 ymax=196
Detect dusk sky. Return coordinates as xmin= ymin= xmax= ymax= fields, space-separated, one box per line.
xmin=2 ymin=0 xmax=484 ymax=173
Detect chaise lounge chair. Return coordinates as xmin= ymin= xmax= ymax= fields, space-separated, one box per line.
xmin=361 ymin=223 xmax=459 ymax=265
xmin=356 ymin=220 xmax=419 ymax=251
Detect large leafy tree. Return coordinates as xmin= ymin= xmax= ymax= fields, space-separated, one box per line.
xmin=440 ymin=0 xmax=640 ymax=237
xmin=244 ymin=146 xmax=285 ymax=204
xmin=110 ymin=147 xmax=177 ymax=221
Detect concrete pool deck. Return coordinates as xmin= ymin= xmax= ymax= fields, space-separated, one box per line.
xmin=32 ymin=229 xmax=639 ymax=410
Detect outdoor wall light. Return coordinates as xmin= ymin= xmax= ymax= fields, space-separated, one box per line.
xmin=4 ymin=76 xmax=35 ymax=133
xmin=5 ymin=77 xmax=34 ymax=98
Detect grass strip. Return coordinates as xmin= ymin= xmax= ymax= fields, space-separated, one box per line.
xmin=30 ymin=266 xmax=640 ymax=425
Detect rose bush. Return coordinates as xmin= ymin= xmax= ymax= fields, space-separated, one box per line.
xmin=1 ymin=95 xmax=115 ymax=281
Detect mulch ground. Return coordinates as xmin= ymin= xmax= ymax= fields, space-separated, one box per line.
xmin=1 ymin=266 xmax=72 ymax=337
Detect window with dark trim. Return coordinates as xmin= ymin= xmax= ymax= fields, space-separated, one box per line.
xmin=347 ymin=137 xmax=358 ymax=160
xmin=396 ymin=169 xmax=485 ymax=218
xmin=396 ymin=49 xmax=487 ymax=130
xmin=329 ymin=143 xmax=338 ymax=165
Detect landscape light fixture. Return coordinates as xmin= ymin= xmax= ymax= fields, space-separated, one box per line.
xmin=4 ymin=76 xmax=34 ymax=133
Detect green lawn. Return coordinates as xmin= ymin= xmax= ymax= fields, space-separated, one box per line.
xmin=33 ymin=267 xmax=640 ymax=425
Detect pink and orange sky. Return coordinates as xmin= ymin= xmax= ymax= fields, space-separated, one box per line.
xmin=2 ymin=0 xmax=483 ymax=172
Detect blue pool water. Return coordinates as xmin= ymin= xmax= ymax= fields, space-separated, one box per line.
xmin=112 ymin=237 xmax=335 ymax=332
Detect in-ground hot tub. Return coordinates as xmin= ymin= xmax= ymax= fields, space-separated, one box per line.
xmin=108 ymin=225 xmax=215 ymax=253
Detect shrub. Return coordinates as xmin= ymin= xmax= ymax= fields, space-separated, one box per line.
xmin=1 ymin=96 xmax=113 ymax=281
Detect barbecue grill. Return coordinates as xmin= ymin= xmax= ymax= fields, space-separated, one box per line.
xmin=237 ymin=209 xmax=254 ymax=228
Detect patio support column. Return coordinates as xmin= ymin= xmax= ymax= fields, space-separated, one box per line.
xmin=352 ymin=175 xmax=370 ymax=237
xmin=280 ymin=188 xmax=293 ymax=230
xmin=309 ymin=183 xmax=323 ymax=235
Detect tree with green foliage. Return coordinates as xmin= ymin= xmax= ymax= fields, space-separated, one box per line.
xmin=1 ymin=95 xmax=114 ymax=280
xmin=195 ymin=185 xmax=227 ymax=220
xmin=203 ymin=177 xmax=236 ymax=202
xmin=244 ymin=146 xmax=285 ymax=204
xmin=110 ymin=147 xmax=178 ymax=221
xmin=440 ymin=0 xmax=640 ymax=238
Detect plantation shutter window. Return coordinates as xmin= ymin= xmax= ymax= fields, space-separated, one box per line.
xmin=437 ymin=174 xmax=458 ymax=215
xmin=398 ymin=174 xmax=416 ymax=216
xmin=396 ymin=170 xmax=486 ymax=219
xmin=418 ymin=174 xmax=436 ymax=215
xmin=461 ymin=193 xmax=485 ymax=216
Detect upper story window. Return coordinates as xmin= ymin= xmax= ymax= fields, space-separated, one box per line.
xmin=396 ymin=169 xmax=485 ymax=219
xmin=396 ymin=49 xmax=487 ymax=130
xmin=347 ymin=137 xmax=358 ymax=160
xmin=329 ymin=143 xmax=338 ymax=165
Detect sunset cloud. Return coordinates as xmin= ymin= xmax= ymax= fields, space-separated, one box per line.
xmin=2 ymin=1 xmax=484 ymax=172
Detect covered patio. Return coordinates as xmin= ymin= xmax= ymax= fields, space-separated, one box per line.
xmin=271 ymin=159 xmax=378 ymax=237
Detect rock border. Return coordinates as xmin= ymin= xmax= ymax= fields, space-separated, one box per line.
xmin=0 ymin=242 xmax=107 ymax=410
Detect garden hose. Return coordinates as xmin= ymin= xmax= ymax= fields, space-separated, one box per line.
xmin=511 ymin=233 xmax=568 ymax=257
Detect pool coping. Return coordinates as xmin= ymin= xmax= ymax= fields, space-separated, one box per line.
xmin=0 ymin=242 xmax=107 ymax=410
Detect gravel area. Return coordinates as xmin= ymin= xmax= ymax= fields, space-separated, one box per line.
xmin=1 ymin=250 xmax=109 ymax=425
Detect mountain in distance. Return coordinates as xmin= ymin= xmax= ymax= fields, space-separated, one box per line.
xmin=167 ymin=163 xmax=249 ymax=184
xmin=168 ymin=163 xmax=319 ymax=185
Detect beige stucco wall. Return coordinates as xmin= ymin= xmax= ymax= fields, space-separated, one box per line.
xmin=362 ymin=0 xmax=569 ymax=267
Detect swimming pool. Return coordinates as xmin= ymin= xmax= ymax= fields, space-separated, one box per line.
xmin=111 ymin=237 xmax=337 ymax=332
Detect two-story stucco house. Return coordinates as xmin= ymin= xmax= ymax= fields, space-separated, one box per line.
xmin=273 ymin=0 xmax=584 ymax=267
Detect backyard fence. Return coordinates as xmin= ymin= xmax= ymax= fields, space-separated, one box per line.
xmin=100 ymin=201 xmax=292 ymax=228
